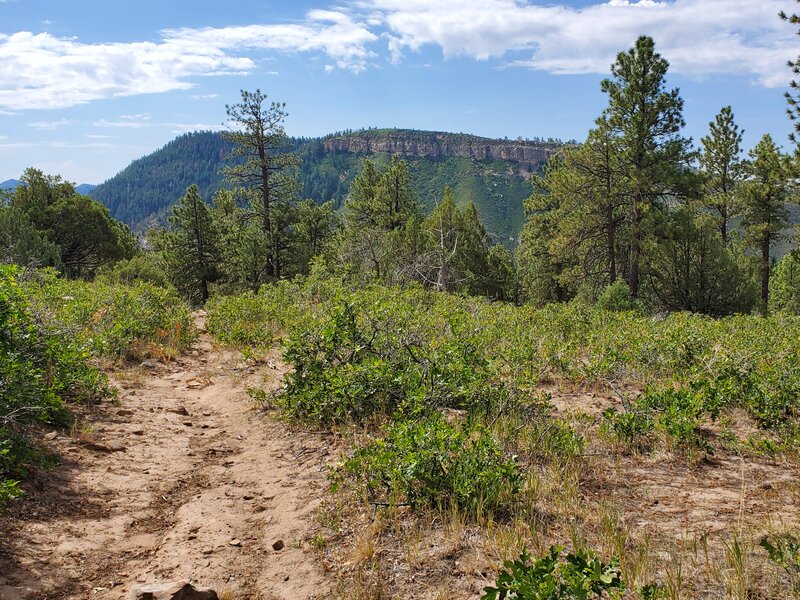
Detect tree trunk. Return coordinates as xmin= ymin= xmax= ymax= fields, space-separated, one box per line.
xmin=629 ymin=201 xmax=642 ymax=298
xmin=261 ymin=162 xmax=274 ymax=278
xmin=761 ymin=234 xmax=770 ymax=312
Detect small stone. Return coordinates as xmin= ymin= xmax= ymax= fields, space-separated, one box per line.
xmin=168 ymin=405 xmax=191 ymax=416
xmin=117 ymin=409 xmax=134 ymax=416
xmin=140 ymin=360 xmax=156 ymax=369
xmin=229 ymin=539 xmax=242 ymax=547
xmin=272 ymin=539 xmax=284 ymax=551
xmin=132 ymin=428 xmax=145 ymax=435
xmin=182 ymin=421 xmax=193 ymax=427
xmin=130 ymin=581 xmax=218 ymax=600
xmin=107 ymin=441 xmax=127 ymax=452
xmin=44 ymin=431 xmax=58 ymax=440
xmin=201 ymin=546 xmax=214 ymax=555
xmin=191 ymin=350 xmax=200 ymax=357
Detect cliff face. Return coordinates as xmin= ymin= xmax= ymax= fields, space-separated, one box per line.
xmin=322 ymin=132 xmax=559 ymax=171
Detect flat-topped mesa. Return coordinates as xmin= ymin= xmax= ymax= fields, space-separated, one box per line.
xmin=321 ymin=130 xmax=560 ymax=169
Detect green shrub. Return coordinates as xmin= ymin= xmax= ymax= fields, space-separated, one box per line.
xmin=596 ymin=280 xmax=638 ymax=312
xmin=95 ymin=253 xmax=171 ymax=288
xmin=23 ymin=268 xmax=193 ymax=359
xmin=0 ymin=265 xmax=113 ymax=508
xmin=344 ymin=413 xmax=520 ymax=516
xmin=760 ymin=533 xmax=800 ymax=592
xmin=206 ymin=292 xmax=276 ymax=348
xmin=481 ymin=546 xmax=624 ymax=600
xmin=278 ymin=291 xmax=507 ymax=426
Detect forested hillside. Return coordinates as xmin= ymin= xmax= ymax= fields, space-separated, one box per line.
xmin=90 ymin=129 xmax=561 ymax=240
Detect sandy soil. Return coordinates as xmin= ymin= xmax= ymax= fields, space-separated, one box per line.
xmin=0 ymin=321 xmax=333 ymax=600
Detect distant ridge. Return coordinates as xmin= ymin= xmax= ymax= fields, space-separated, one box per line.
xmin=90 ymin=128 xmax=565 ymax=241
xmin=0 ymin=179 xmax=20 ymax=190
xmin=1 ymin=179 xmax=95 ymax=193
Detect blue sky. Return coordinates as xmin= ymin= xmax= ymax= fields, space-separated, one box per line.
xmin=0 ymin=0 xmax=796 ymax=184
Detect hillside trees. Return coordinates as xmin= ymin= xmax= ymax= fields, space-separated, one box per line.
xmin=518 ymin=120 xmax=627 ymax=300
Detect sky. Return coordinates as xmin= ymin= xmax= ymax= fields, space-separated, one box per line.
xmin=0 ymin=0 xmax=797 ymax=184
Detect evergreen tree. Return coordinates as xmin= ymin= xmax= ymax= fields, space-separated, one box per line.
xmin=159 ymin=185 xmax=220 ymax=303
xmin=644 ymin=208 xmax=755 ymax=315
xmin=600 ymin=35 xmax=694 ymax=297
xmin=739 ymin=134 xmax=792 ymax=311
xmin=699 ymin=106 xmax=744 ymax=243
xmin=339 ymin=157 xmax=419 ymax=281
xmin=780 ymin=4 xmax=800 ymax=144
xmin=293 ymin=200 xmax=338 ymax=275
xmin=0 ymin=206 xmax=62 ymax=269
xmin=222 ymin=89 xmax=299 ymax=283
xmin=517 ymin=177 xmax=573 ymax=306
xmin=770 ymin=251 xmax=800 ymax=313
xmin=529 ymin=119 xmax=628 ymax=298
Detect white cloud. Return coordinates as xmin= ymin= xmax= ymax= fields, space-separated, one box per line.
xmin=28 ymin=118 xmax=71 ymax=129
xmin=85 ymin=134 xmax=114 ymax=139
xmin=190 ymin=93 xmax=219 ymax=100
xmin=0 ymin=9 xmax=376 ymax=110
xmin=0 ymin=0 xmax=793 ymax=112
xmin=119 ymin=113 xmax=151 ymax=121
xmin=355 ymin=0 xmax=795 ymax=87
xmin=167 ymin=122 xmax=223 ymax=133
xmin=93 ymin=118 xmax=152 ymax=128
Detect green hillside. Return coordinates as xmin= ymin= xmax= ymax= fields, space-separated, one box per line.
xmin=91 ymin=129 xmax=558 ymax=242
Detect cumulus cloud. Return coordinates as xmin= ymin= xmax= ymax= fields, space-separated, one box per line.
xmin=0 ymin=9 xmax=376 ymax=110
xmin=354 ymin=0 xmax=794 ymax=86
xmin=0 ymin=0 xmax=793 ymax=112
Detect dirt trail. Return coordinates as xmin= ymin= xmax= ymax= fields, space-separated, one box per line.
xmin=0 ymin=316 xmax=334 ymax=600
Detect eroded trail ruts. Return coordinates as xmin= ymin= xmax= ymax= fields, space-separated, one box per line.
xmin=0 ymin=317 xmax=333 ymax=600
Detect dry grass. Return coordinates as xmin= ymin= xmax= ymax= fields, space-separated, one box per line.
xmin=311 ymin=391 xmax=800 ymax=599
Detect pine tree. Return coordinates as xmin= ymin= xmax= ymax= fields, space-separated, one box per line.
xmin=739 ymin=134 xmax=792 ymax=311
xmin=600 ymin=36 xmax=693 ymax=297
xmin=159 ymin=185 xmax=219 ymax=304
xmin=780 ymin=4 xmax=800 ymax=144
xmin=699 ymin=106 xmax=744 ymax=243
xmin=222 ymin=89 xmax=299 ymax=283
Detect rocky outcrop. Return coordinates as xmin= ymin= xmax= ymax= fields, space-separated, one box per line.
xmin=322 ymin=131 xmax=559 ymax=169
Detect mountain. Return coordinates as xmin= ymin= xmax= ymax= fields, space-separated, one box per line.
xmin=90 ymin=129 xmax=564 ymax=241
xmin=75 ymin=184 xmax=97 ymax=195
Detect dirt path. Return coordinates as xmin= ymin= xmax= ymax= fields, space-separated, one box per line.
xmin=0 ymin=318 xmax=334 ymax=600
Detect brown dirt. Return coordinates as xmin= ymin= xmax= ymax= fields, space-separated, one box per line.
xmin=0 ymin=319 xmax=334 ymax=600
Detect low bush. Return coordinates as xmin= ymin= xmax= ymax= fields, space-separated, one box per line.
xmin=23 ymin=268 xmax=193 ymax=360
xmin=481 ymin=546 xmax=624 ymax=600
xmin=278 ymin=291 xmax=507 ymax=426
xmin=0 ymin=266 xmax=113 ymax=507
xmin=343 ymin=413 xmax=520 ymax=516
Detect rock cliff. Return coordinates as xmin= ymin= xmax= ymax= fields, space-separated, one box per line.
xmin=322 ymin=131 xmax=559 ymax=172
